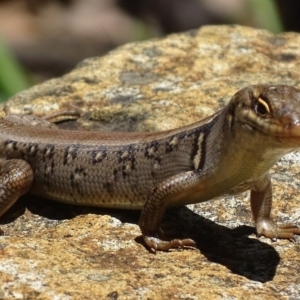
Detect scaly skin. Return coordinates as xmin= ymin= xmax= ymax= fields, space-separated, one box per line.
xmin=1 ymin=84 xmax=300 ymax=251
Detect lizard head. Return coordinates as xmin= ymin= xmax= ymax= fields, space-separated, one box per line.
xmin=228 ymin=84 xmax=300 ymax=147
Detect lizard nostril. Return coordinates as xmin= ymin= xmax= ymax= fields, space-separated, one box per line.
xmin=281 ymin=114 xmax=300 ymax=129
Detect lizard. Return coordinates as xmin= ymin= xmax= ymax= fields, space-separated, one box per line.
xmin=0 ymin=84 xmax=300 ymax=251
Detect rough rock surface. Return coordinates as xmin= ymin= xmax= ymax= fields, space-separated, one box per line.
xmin=2 ymin=25 xmax=300 ymax=299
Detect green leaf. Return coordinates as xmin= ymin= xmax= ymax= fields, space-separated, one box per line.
xmin=249 ymin=0 xmax=283 ymax=33
xmin=0 ymin=37 xmax=31 ymax=101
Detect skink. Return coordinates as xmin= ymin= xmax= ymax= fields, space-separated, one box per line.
xmin=1 ymin=84 xmax=300 ymax=251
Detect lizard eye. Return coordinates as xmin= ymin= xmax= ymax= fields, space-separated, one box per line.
xmin=255 ymin=97 xmax=270 ymax=116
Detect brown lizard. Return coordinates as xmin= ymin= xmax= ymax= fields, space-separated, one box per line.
xmin=0 ymin=84 xmax=300 ymax=251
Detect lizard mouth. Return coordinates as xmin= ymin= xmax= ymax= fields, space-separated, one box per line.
xmin=266 ymin=117 xmax=300 ymax=139
xmin=277 ymin=125 xmax=300 ymax=145
xmin=263 ymin=122 xmax=300 ymax=138
xmin=239 ymin=109 xmax=300 ymax=142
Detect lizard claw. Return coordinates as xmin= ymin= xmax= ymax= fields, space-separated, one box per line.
xmin=142 ymin=229 xmax=196 ymax=252
xmin=256 ymin=218 xmax=300 ymax=241
xmin=143 ymin=236 xmax=196 ymax=252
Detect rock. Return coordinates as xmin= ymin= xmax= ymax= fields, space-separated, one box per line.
xmin=1 ymin=25 xmax=300 ymax=299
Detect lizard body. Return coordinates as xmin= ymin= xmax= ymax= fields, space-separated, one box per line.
xmin=1 ymin=84 xmax=300 ymax=251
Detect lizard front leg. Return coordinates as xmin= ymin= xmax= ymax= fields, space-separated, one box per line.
xmin=251 ymin=173 xmax=300 ymax=240
xmin=139 ymin=171 xmax=199 ymax=251
xmin=0 ymin=159 xmax=34 ymax=226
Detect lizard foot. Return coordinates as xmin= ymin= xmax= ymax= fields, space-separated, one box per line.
xmin=142 ymin=229 xmax=196 ymax=252
xmin=256 ymin=218 xmax=300 ymax=241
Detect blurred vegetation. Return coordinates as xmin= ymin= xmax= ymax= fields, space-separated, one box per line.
xmin=0 ymin=37 xmax=32 ymax=102
xmin=249 ymin=0 xmax=283 ymax=33
xmin=0 ymin=0 xmax=285 ymax=103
